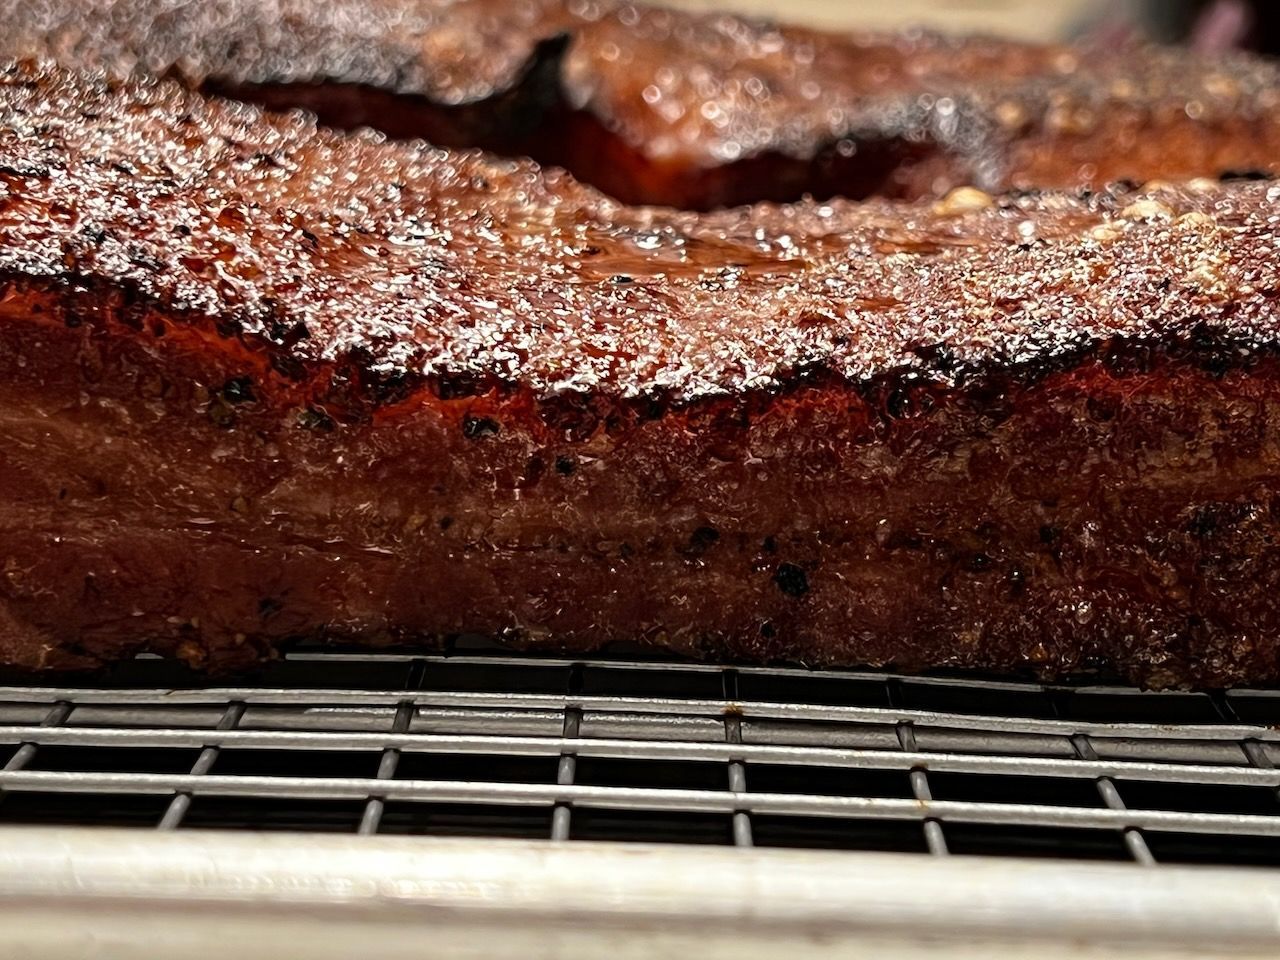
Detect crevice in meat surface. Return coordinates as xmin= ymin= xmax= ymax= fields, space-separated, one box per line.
xmin=207 ymin=76 xmax=949 ymax=209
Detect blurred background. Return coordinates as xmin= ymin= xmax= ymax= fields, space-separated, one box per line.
xmin=664 ymin=0 xmax=1280 ymax=51
xmin=664 ymin=0 xmax=1105 ymax=39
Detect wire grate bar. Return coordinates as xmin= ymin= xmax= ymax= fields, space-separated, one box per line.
xmin=4 ymin=726 xmax=1280 ymax=787
xmin=5 ymin=768 xmax=1280 ymax=837
xmin=1 ymin=701 xmax=72 ymax=775
xmin=358 ymin=658 xmax=427 ymax=835
xmin=551 ymin=665 xmax=584 ymax=842
xmin=901 ymin=724 xmax=948 ymax=856
xmin=1070 ymin=733 xmax=1156 ymax=866
xmin=158 ymin=702 xmax=246 ymax=830
xmin=1239 ymin=739 xmax=1280 ymax=808
xmin=1211 ymin=692 xmax=1280 ymax=811
xmin=888 ymin=680 xmax=947 ymax=856
xmin=1243 ymin=740 xmax=1276 ymax=772
xmin=358 ymin=700 xmax=415 ymax=836
xmin=5 ymin=687 xmax=1274 ymax=742
xmin=3 ymin=650 xmax=1280 ymax=862
xmin=723 ymin=670 xmax=753 ymax=848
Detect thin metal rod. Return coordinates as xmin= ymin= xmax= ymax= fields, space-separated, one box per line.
xmin=3 ymin=726 xmax=1277 ymax=787
xmin=550 ymin=710 xmax=581 ymax=841
xmin=1239 ymin=740 xmax=1280 ymax=811
xmin=158 ymin=702 xmax=246 ymax=830
xmin=887 ymin=681 xmax=947 ymax=856
xmin=1071 ymin=733 xmax=1156 ymax=866
xmin=358 ymin=658 xmax=427 ymax=835
xmin=723 ymin=670 xmax=753 ymax=848
xmin=6 ymin=769 xmax=1280 ymax=837
xmin=1211 ymin=693 xmax=1280 ymax=809
xmin=901 ymin=724 xmax=948 ymax=856
xmin=5 ymin=687 xmax=1274 ymax=742
xmin=358 ymin=700 xmax=415 ymax=835
xmin=552 ymin=665 xmax=584 ymax=842
xmin=1 ymin=701 xmax=73 ymax=779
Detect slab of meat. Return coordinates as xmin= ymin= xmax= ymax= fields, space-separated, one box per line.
xmin=3 ymin=60 xmax=1280 ymax=686
xmin=8 ymin=0 xmax=1280 ymax=208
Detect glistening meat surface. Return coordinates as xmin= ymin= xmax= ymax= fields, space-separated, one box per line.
xmin=3 ymin=61 xmax=1280 ymax=685
xmin=8 ymin=0 xmax=1280 ymax=207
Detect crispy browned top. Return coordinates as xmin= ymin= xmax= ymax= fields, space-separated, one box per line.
xmin=9 ymin=0 xmax=1280 ymax=190
xmin=2 ymin=60 xmax=1280 ymax=412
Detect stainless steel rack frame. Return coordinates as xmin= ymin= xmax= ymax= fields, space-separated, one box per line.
xmin=2 ymin=644 xmax=1280 ymax=957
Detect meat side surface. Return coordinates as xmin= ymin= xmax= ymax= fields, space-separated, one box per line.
xmin=3 ymin=61 xmax=1280 ymax=686
xmin=8 ymin=0 xmax=1280 ymax=207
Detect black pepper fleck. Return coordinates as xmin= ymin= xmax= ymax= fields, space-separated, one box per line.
xmin=691 ymin=525 xmax=720 ymax=547
xmin=1007 ymin=567 xmax=1027 ymax=598
xmin=462 ymin=415 xmax=500 ymax=439
xmin=221 ymin=376 xmax=255 ymax=404
xmin=774 ymin=562 xmax=809 ymax=598
xmin=885 ymin=388 xmax=910 ymax=418
xmin=206 ymin=397 xmax=236 ymax=429
xmin=520 ymin=455 xmax=545 ymax=488
xmin=1085 ymin=396 xmax=1116 ymax=421
xmin=297 ymin=407 xmax=335 ymax=432
xmin=681 ymin=525 xmax=721 ymax=558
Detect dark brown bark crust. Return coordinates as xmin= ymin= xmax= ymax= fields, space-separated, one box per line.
xmin=3 ymin=61 xmax=1280 ymax=686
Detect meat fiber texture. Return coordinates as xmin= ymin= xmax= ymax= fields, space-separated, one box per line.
xmin=7 ymin=0 xmax=1280 ymax=208
xmin=3 ymin=60 xmax=1280 ymax=686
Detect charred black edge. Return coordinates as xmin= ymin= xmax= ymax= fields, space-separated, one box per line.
xmin=3 ymin=268 xmax=1275 ymax=444
xmin=369 ymin=316 xmax=1280 ymax=438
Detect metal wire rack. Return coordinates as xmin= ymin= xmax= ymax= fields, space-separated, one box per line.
xmin=3 ymin=639 xmax=1280 ymax=866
